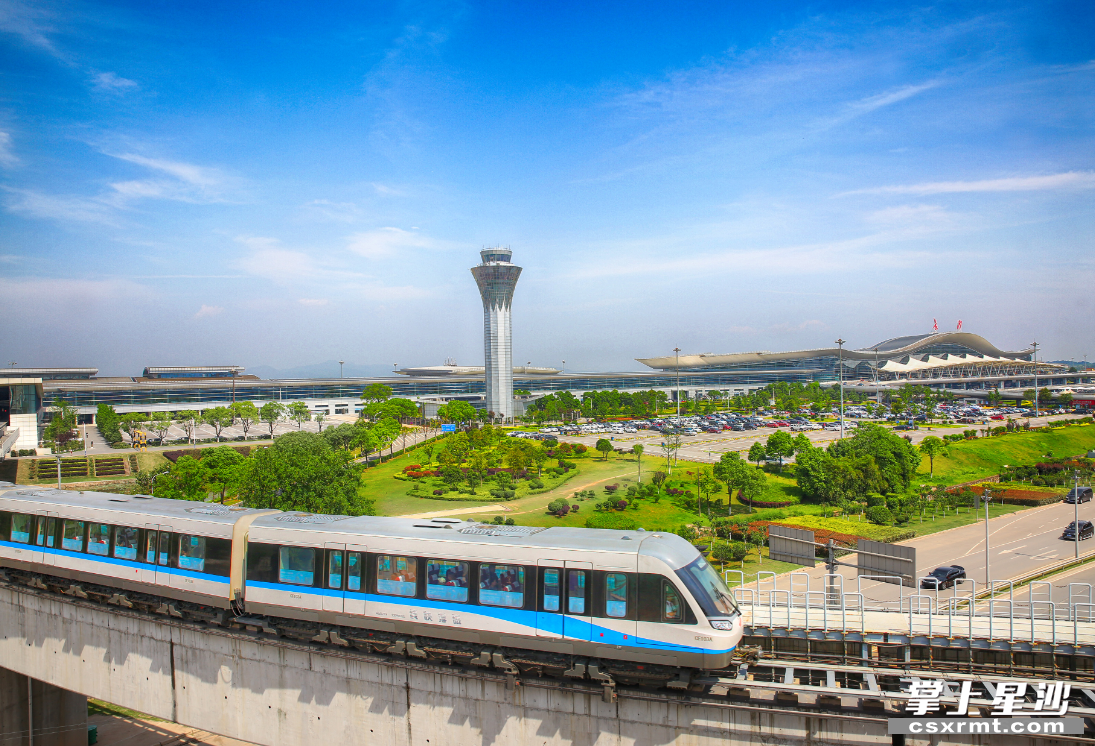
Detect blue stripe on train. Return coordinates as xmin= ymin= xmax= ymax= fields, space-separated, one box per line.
xmin=0 ymin=539 xmax=230 ymax=586
xmin=246 ymin=580 xmax=735 ymax=656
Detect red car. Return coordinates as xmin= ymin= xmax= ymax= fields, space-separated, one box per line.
xmin=990 ymin=414 xmax=1005 ymax=420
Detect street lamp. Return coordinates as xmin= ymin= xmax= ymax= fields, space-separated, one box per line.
xmin=674 ymin=348 xmax=681 ymax=420
xmin=1031 ymin=341 xmax=1039 ymax=418
xmin=835 ymin=339 xmax=846 ymax=439
xmin=1074 ymin=470 xmax=1081 ymax=560
xmin=981 ymin=487 xmax=993 ymax=586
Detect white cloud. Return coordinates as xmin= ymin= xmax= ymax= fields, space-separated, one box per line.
xmin=298 ymin=298 xmax=329 ymax=306
xmin=0 ymin=130 xmax=18 ymax=167
xmin=0 ymin=277 xmax=153 ymax=315
xmin=194 ymin=304 xmax=224 ymax=318
xmin=233 ymin=237 xmax=320 ymax=284
xmin=848 ymin=81 xmax=941 ymax=115
xmin=0 ymin=0 xmax=61 ymax=57
xmin=842 ymin=171 xmax=1095 ymax=196
xmin=346 ymin=227 xmax=438 ymax=259
xmin=112 ymin=153 xmax=223 ymax=187
xmin=2 ymin=187 xmax=118 ymax=225
xmin=301 ymin=199 xmax=361 ymax=223
xmin=91 ymin=72 xmax=138 ymax=93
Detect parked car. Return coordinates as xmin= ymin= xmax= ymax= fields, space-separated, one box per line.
xmin=921 ymin=565 xmax=966 ymax=590
xmin=1064 ymin=487 xmax=1094 ymax=504
xmin=1062 ymin=521 xmax=1094 ymax=541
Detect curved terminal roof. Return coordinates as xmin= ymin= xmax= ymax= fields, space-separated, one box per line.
xmin=636 ymin=332 xmax=1033 ymax=370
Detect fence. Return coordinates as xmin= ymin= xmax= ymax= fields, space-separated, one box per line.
xmin=723 ymin=569 xmax=1095 ymax=644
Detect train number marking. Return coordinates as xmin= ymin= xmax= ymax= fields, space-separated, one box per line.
xmin=290 ymin=593 xmax=302 ymax=599
xmin=694 ymin=635 xmax=713 ymax=641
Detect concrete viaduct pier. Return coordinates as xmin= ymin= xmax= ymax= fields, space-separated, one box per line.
xmin=0 ymin=583 xmax=1085 ymax=746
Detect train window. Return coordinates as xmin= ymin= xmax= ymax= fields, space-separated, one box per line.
xmin=376 ymin=555 xmax=417 ymax=597
xmin=279 ymin=546 xmax=315 ymax=586
xmin=605 ymin=573 xmax=628 ymax=618
xmin=62 ymin=520 xmax=85 ymax=552
xmin=245 ymin=542 xmax=278 ymax=584
xmin=427 ymin=560 xmax=469 ymax=603
xmin=157 ymin=532 xmax=171 ymax=566
xmin=675 ymin=557 xmax=739 ymax=617
xmin=479 ymin=564 xmax=523 ymax=608
xmin=114 ymin=526 xmax=139 ymax=561
xmin=87 ymin=524 xmax=110 ymax=556
xmin=542 ymin=569 xmax=561 ymax=612
xmin=145 ymin=531 xmax=158 ymax=563
xmin=204 ymin=538 xmax=232 ymax=577
xmin=178 ymin=535 xmax=206 ymax=572
xmin=347 ymin=552 xmax=362 ymax=592
xmin=663 ymin=584 xmax=683 ymax=622
xmin=36 ymin=517 xmax=56 ymax=548
xmin=567 ymin=570 xmax=587 ymax=615
xmin=10 ymin=513 xmax=32 ymax=544
xmin=328 ymin=551 xmax=344 ymax=590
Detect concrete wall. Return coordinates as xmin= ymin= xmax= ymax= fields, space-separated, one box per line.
xmin=0 ymin=584 xmax=1053 ymax=746
xmin=0 ymin=667 xmax=86 ymax=746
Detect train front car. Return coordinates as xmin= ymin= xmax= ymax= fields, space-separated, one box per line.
xmin=0 ymin=487 xmax=273 ymax=618
xmin=242 ymin=514 xmax=742 ymax=674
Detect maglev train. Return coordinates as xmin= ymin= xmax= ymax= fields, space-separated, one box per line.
xmin=0 ymin=486 xmax=743 ymax=681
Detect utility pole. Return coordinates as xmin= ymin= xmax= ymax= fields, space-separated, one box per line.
xmin=1032 ymin=341 xmax=1040 ymax=418
xmin=835 ymin=339 xmax=846 ymax=439
xmin=982 ymin=487 xmax=992 ymax=586
xmin=674 ymin=348 xmax=681 ymax=420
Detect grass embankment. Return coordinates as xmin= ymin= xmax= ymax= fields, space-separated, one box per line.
xmin=920 ymin=423 xmax=1095 ymax=486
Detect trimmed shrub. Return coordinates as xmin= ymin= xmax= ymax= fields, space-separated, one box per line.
xmin=585 ymin=513 xmax=639 ymax=531
xmin=866 ymin=506 xmax=894 ymax=526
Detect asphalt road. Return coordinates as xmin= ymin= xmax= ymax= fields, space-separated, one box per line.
xmin=746 ymin=498 xmax=1095 ymax=606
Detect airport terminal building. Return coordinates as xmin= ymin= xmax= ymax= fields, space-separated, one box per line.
xmin=2 ymin=332 xmax=1092 ymax=454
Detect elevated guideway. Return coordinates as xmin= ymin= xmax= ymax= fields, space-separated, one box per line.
xmin=2 ymin=577 xmax=1095 ymax=745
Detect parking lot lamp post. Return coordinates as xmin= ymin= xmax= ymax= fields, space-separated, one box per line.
xmin=835 ymin=339 xmax=846 ymax=439
xmin=1031 ymin=341 xmax=1039 ymax=418
xmin=1075 ymin=470 xmax=1081 ymax=560
xmin=981 ymin=488 xmax=992 ymax=586
xmin=674 ymin=348 xmax=681 ymax=420
xmin=55 ymin=455 xmax=61 ymax=488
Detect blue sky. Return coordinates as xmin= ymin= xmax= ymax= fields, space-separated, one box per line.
xmin=1 ymin=1 xmax=1093 ymax=376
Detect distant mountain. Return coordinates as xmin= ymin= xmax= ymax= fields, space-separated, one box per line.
xmin=1050 ymin=360 xmax=1092 ymax=369
xmin=248 ymin=361 xmax=397 ymax=380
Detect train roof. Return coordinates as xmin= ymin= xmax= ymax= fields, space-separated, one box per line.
xmin=0 ymin=486 xmax=268 ymax=525
xmin=249 ymin=513 xmax=701 ymax=569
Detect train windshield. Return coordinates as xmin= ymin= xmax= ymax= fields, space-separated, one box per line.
xmin=676 ymin=557 xmax=739 ymax=618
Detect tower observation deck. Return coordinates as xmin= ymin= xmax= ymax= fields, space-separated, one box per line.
xmin=470 ymin=248 xmax=522 ymax=421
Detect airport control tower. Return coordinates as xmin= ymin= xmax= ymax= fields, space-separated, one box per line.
xmin=470 ymin=248 xmax=522 ymax=421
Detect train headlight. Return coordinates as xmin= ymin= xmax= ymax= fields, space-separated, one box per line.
xmin=709 ymin=619 xmax=735 ymax=631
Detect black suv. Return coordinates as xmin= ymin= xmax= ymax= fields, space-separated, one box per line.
xmin=921 ymin=565 xmax=966 ymax=590
xmin=1065 ymin=487 xmax=1093 ymax=504
xmin=1063 ymin=521 xmax=1094 ymax=541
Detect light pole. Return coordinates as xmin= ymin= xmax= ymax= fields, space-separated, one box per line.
xmin=873 ymin=346 xmax=880 ymax=413
xmin=674 ymin=348 xmax=681 ymax=420
xmin=1031 ymin=341 xmax=1039 ymax=418
xmin=339 ymin=360 xmax=345 ymax=378
xmin=1074 ymin=470 xmax=1081 ymax=560
xmin=55 ymin=455 xmax=62 ymax=489
xmin=835 ymin=339 xmax=846 ymax=439
xmin=981 ymin=487 xmax=992 ymax=586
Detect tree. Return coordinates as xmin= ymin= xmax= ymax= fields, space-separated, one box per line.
xmin=748 ymin=441 xmax=767 ymax=466
xmin=155 ymin=456 xmax=209 ymax=501
xmin=661 ymin=434 xmax=682 ymax=473
xmin=1022 ymin=389 xmax=1036 ymax=405
xmin=287 ymin=401 xmax=312 ymax=430
xmin=713 ymin=451 xmax=747 ymax=508
xmin=231 ymin=401 xmax=259 ymax=440
xmin=765 ymin=431 xmax=794 ymax=470
xmin=44 ymin=398 xmax=78 ymax=446
xmin=437 ymin=400 xmax=477 ymax=424
xmin=204 ymin=406 xmax=234 ymax=442
xmin=632 ymin=444 xmax=644 ymax=478
xmin=175 ymin=410 xmax=200 ymax=445
xmin=530 ymin=444 xmax=550 ymax=477
xmin=828 ymin=424 xmax=920 ymax=494
xmin=321 ymin=422 xmax=356 ymax=450
xmin=918 ymin=436 xmax=948 ymax=478
xmin=595 ymin=438 xmax=613 ymax=460
xmin=360 ymin=383 xmax=393 ymax=405
xmin=238 ymin=431 xmax=372 ymax=515
xmin=792 ymin=433 xmax=812 ymax=454
xmin=202 ymin=446 xmax=246 ymax=503
xmin=314 ymin=411 xmax=326 ymax=432
xmin=149 ymin=412 xmax=173 ymax=446
xmin=260 ymin=401 xmax=285 ymax=438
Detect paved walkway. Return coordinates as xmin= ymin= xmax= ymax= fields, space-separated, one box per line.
xmin=89 ymin=712 xmax=253 ymax=746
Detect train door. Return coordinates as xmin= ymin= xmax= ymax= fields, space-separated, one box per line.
xmin=563 ymin=561 xmax=593 ymax=642
xmin=140 ymin=525 xmax=160 ymax=584
xmin=322 ymin=542 xmax=346 ymax=613
xmin=154 ymin=525 xmax=173 ymax=588
xmin=536 ymin=559 xmax=564 ymax=639
xmin=32 ymin=511 xmax=57 ymax=566
xmin=343 ymin=544 xmax=367 ymax=616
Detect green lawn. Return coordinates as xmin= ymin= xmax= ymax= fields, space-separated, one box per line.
xmin=918 ymin=423 xmax=1095 ymax=485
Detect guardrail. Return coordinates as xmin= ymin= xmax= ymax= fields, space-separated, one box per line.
xmin=725 ymin=569 xmax=1095 ymax=644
